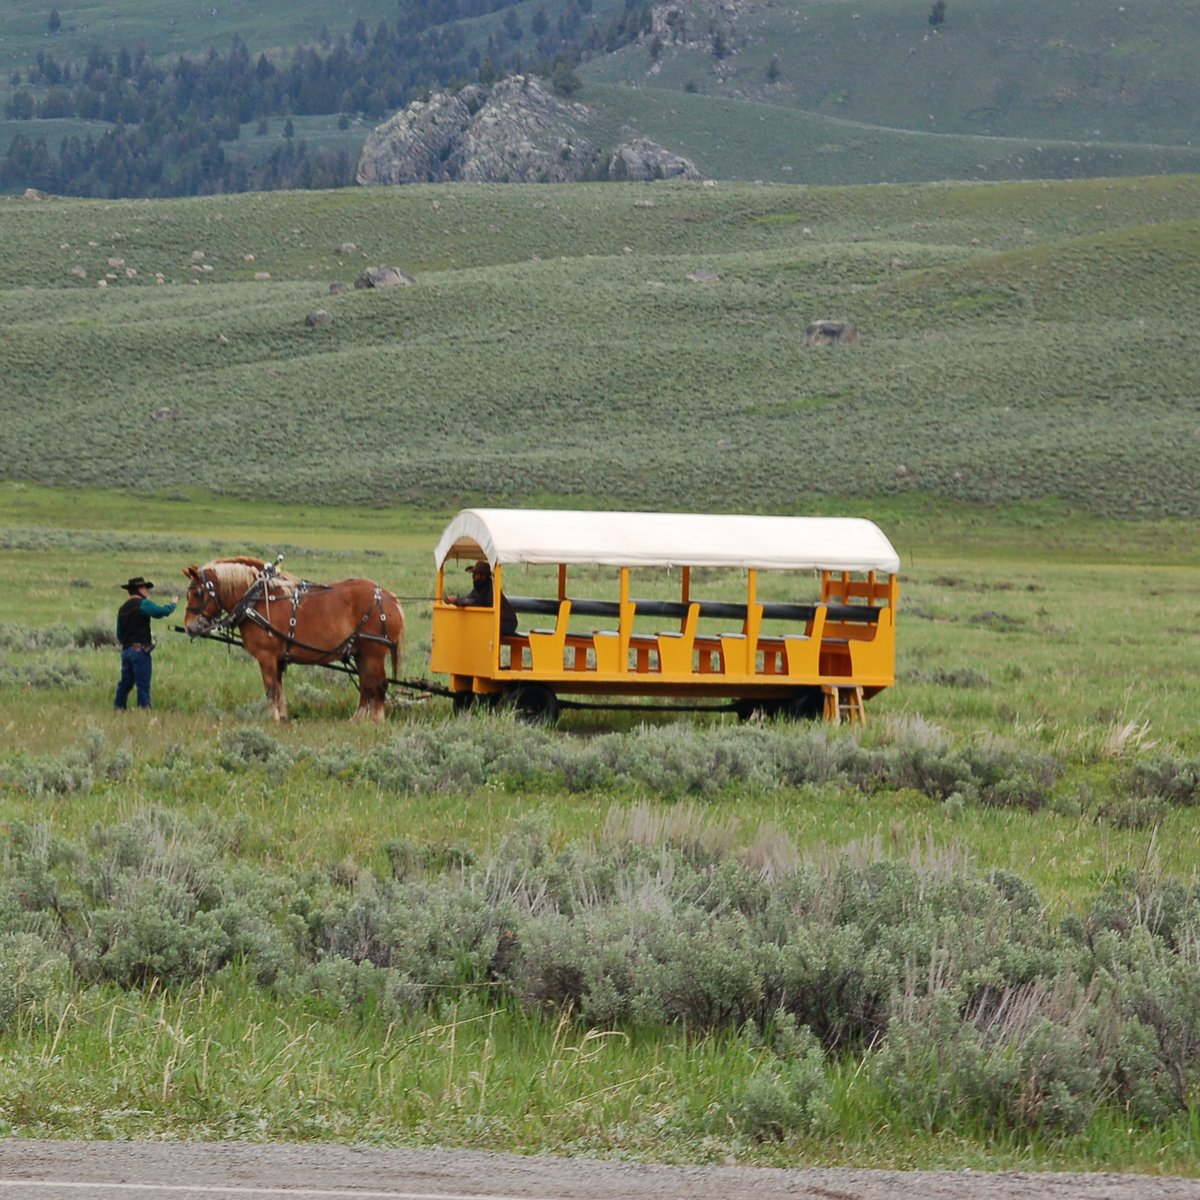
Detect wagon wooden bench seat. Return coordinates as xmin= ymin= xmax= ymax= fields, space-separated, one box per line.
xmin=430 ymin=509 xmax=899 ymax=723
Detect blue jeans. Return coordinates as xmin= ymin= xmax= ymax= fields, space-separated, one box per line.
xmin=114 ymin=647 xmax=153 ymax=709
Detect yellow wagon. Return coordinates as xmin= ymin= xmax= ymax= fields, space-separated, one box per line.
xmin=430 ymin=509 xmax=900 ymax=723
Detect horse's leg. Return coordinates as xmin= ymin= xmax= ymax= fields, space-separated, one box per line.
xmin=258 ymin=654 xmax=288 ymax=721
xmin=355 ymin=648 xmax=387 ymax=721
xmin=276 ymin=660 xmax=289 ymax=721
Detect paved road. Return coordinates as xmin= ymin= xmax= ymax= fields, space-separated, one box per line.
xmin=1 ymin=1141 xmax=1198 ymax=1200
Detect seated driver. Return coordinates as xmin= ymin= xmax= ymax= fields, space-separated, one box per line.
xmin=445 ymin=560 xmax=518 ymax=636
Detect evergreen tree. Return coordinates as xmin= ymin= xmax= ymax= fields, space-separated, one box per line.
xmin=550 ymin=53 xmax=581 ymax=95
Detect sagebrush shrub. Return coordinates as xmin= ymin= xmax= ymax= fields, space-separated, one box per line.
xmin=307 ymin=874 xmax=519 ymax=994
xmin=735 ymin=1012 xmax=831 ymax=1138
xmin=0 ymin=932 xmax=70 ymax=1032
xmin=871 ymin=986 xmax=1100 ymax=1135
xmin=277 ymin=955 xmax=426 ymax=1022
xmin=85 ymin=874 xmax=229 ymax=986
xmin=218 ymin=726 xmax=291 ymax=769
xmin=1122 ymin=755 xmax=1200 ymax=806
xmin=0 ymin=622 xmax=76 ymax=650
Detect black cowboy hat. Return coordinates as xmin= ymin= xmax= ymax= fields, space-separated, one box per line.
xmin=121 ymin=576 xmax=155 ymax=592
xmin=467 ymin=560 xmax=491 ymax=575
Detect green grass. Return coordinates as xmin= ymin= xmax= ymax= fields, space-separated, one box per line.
xmin=5 ymin=972 xmax=1194 ymax=1172
xmin=3 ymin=484 xmax=1200 ymax=870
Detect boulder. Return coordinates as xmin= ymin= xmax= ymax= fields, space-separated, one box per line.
xmin=803 ymin=320 xmax=860 ymax=346
xmin=354 ymin=266 xmax=416 ymax=289
xmin=329 ymin=281 xmax=349 ymax=294
xmin=305 ymin=310 xmax=334 ymax=327
xmin=608 ymin=138 xmax=699 ymax=181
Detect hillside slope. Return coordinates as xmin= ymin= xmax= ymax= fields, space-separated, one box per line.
xmin=580 ymin=0 xmax=1200 ymax=181
xmin=0 ymin=177 xmax=1197 ymax=517
xmin=589 ymin=0 xmax=1200 ymax=143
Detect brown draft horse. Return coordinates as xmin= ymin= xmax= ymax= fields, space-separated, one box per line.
xmin=182 ymin=556 xmax=404 ymax=721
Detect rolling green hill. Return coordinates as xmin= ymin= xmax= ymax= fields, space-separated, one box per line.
xmin=1 ymin=175 xmax=1197 ymax=518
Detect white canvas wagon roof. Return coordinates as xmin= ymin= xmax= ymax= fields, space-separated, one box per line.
xmin=434 ymin=509 xmax=900 ymax=574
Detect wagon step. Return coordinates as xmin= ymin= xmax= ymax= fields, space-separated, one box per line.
xmin=822 ymin=684 xmax=866 ymax=725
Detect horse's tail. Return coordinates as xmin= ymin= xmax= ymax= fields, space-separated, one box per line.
xmin=387 ymin=591 xmax=404 ymax=678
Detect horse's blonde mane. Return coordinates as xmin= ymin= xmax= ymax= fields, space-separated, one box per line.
xmin=200 ymin=556 xmax=303 ymax=608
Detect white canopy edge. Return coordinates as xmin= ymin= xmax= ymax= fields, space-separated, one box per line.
xmin=434 ymin=509 xmax=900 ymax=574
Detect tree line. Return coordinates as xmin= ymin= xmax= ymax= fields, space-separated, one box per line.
xmin=1 ymin=0 xmax=651 ymax=198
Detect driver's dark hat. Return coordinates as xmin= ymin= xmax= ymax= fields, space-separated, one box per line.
xmin=121 ymin=576 xmax=154 ymax=592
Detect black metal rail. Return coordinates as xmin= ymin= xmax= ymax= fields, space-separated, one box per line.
xmin=506 ymin=596 xmax=881 ymax=623
xmin=171 ymin=625 xmax=453 ymax=699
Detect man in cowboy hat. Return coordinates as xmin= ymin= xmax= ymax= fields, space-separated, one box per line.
xmin=444 ymin=560 xmax=518 ymax=635
xmin=114 ymin=575 xmax=178 ymax=710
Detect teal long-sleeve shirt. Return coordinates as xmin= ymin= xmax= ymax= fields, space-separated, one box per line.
xmin=138 ymin=598 xmax=177 ymax=619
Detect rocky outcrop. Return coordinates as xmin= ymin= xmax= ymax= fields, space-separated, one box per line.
xmin=356 ymin=76 xmax=699 ymax=185
xmin=357 ymin=88 xmax=477 ymax=184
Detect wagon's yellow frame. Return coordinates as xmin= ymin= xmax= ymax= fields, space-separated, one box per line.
xmin=430 ymin=509 xmax=899 ymax=720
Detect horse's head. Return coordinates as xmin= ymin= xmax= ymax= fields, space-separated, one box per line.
xmin=182 ymin=564 xmax=223 ymax=636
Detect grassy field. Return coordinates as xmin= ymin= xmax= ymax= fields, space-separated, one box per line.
xmin=1 ymin=488 xmax=1199 ymax=1167
xmin=1 ymin=176 xmax=1199 ymax=1170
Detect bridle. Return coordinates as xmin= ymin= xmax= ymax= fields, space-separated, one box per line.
xmin=184 ymin=569 xmax=225 ymax=636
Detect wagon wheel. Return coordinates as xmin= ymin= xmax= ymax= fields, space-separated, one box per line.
xmin=506 ymin=683 xmax=560 ymax=726
xmin=734 ymin=698 xmax=778 ymax=723
xmin=779 ymin=687 xmax=823 ymax=722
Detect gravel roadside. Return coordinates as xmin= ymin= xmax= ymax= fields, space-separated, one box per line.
xmin=1 ymin=1140 xmax=1198 ymax=1199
